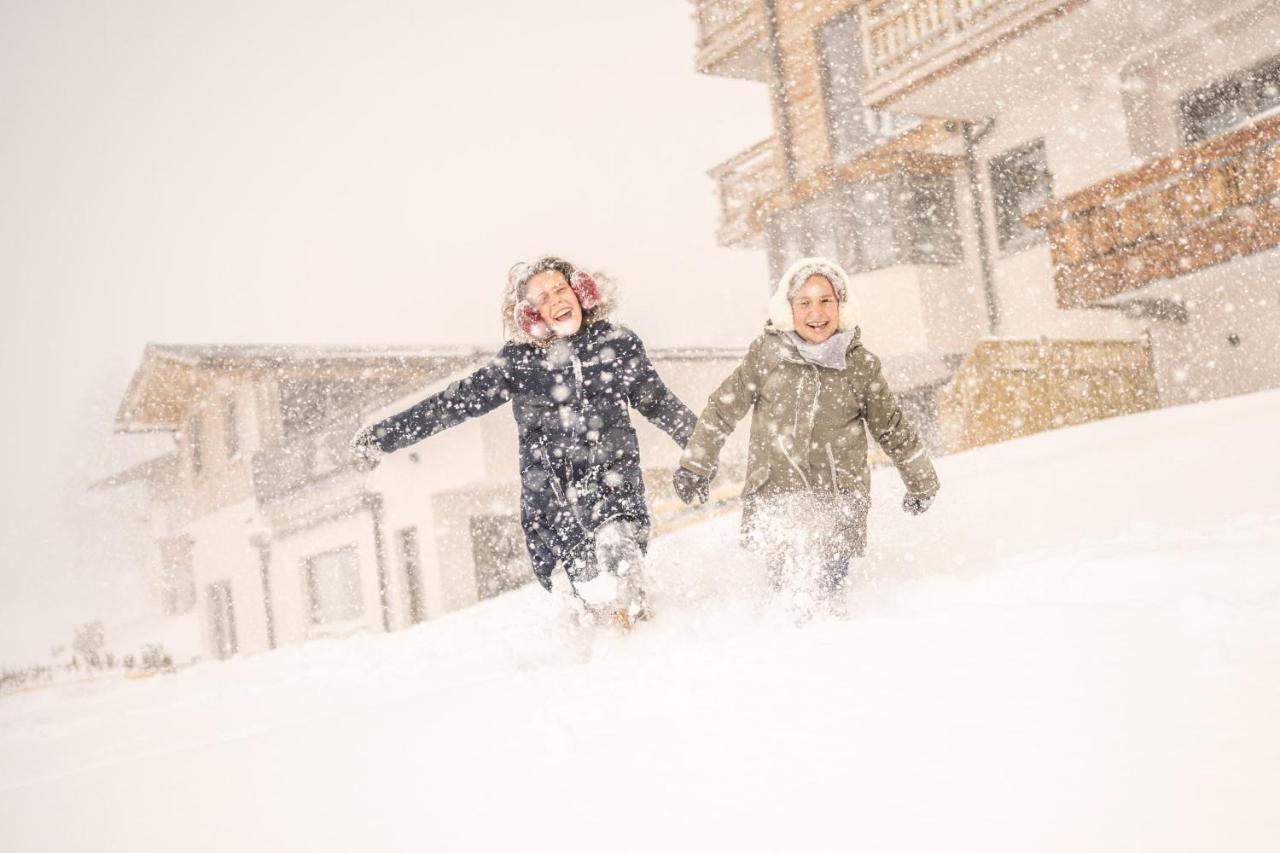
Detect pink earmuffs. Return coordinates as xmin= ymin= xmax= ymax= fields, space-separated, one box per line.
xmin=514 ymin=269 xmax=600 ymax=339
xmin=569 ymin=270 xmax=600 ymax=311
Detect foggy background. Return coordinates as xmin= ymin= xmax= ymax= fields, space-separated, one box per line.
xmin=0 ymin=0 xmax=769 ymax=662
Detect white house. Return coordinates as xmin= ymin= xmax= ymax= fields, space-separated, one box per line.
xmin=108 ymin=343 xmax=748 ymax=660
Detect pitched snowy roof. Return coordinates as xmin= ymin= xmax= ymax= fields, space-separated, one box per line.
xmin=115 ymin=343 xmax=488 ymax=433
xmin=115 ymin=342 xmax=748 ymax=434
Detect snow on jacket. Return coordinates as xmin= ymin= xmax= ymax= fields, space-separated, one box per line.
xmin=679 ymin=258 xmax=938 ymax=560
xmin=368 ymin=318 xmax=696 ymax=589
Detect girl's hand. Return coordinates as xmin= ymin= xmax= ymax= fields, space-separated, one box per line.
xmin=672 ymin=467 xmax=711 ymax=505
xmin=349 ymin=426 xmax=385 ymax=472
xmin=902 ymin=492 xmax=934 ymax=515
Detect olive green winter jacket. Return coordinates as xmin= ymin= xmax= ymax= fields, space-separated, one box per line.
xmin=680 ymin=327 xmax=938 ymax=557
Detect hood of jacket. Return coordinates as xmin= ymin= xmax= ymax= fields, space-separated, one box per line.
xmin=501 ymin=259 xmax=619 ymax=346
xmin=766 ymin=257 xmax=859 ymax=335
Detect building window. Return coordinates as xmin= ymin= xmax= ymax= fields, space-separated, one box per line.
xmin=818 ymin=9 xmax=921 ymax=165
xmin=829 ymin=172 xmax=962 ymax=272
xmin=990 ymin=139 xmax=1053 ymax=253
xmin=207 ymin=580 xmax=237 ymax=659
xmin=470 ymin=514 xmax=530 ymax=600
xmin=847 ymin=175 xmax=897 ymax=270
xmin=898 ymin=173 xmax=962 ymax=265
xmin=1180 ymin=54 xmax=1280 ymax=145
xmin=160 ymin=536 xmax=197 ymax=615
xmin=766 ymin=206 xmax=811 ymax=283
xmin=397 ymin=527 xmax=426 ymax=624
xmin=188 ymin=414 xmax=203 ymax=475
xmin=304 ymin=547 xmax=364 ymax=625
xmin=223 ymin=396 xmax=239 ymax=458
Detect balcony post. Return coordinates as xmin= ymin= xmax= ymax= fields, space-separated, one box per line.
xmin=962 ymin=118 xmax=1001 ymax=334
xmin=762 ymin=0 xmax=797 ymax=184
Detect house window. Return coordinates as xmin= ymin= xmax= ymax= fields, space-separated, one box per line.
xmin=897 ymin=173 xmax=962 ymax=265
xmin=990 ymin=139 xmax=1053 ymax=253
xmin=397 ymin=527 xmax=426 ymax=623
xmin=223 ymin=396 xmax=239 ymax=458
xmin=188 ymin=414 xmax=203 ymax=475
xmin=805 ymin=194 xmax=841 ymax=262
xmin=1180 ymin=54 xmax=1280 ymax=145
xmin=207 ymin=580 xmax=237 ymax=659
xmin=766 ymin=207 xmax=811 ymax=283
xmin=159 ymin=536 xmax=197 ymax=615
xmin=470 ymin=514 xmax=530 ymax=600
xmin=832 ymin=172 xmax=962 ymax=272
xmin=818 ymin=9 xmax=921 ymax=165
xmin=853 ymin=175 xmax=900 ymax=270
xmin=304 ymin=547 xmax=364 ymax=625
xmin=768 ymin=194 xmax=846 ymax=283
xmin=819 ymin=9 xmax=872 ymax=163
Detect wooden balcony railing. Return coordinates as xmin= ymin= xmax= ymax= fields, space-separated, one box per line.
xmin=693 ymin=0 xmax=767 ymax=81
xmin=855 ymin=0 xmax=1079 ymax=108
xmin=1027 ymin=114 xmax=1280 ymax=307
xmin=709 ymin=136 xmax=786 ymax=248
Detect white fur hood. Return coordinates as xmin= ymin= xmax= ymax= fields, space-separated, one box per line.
xmin=767 ymin=257 xmax=859 ymax=334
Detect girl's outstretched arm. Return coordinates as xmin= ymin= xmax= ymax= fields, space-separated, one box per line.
xmin=366 ymin=352 xmax=515 ymax=454
xmin=680 ymin=336 xmax=763 ymax=479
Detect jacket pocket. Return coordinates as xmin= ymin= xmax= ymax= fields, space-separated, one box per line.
xmin=824 ymin=442 xmax=865 ymax=495
xmin=742 ymin=462 xmax=771 ymax=496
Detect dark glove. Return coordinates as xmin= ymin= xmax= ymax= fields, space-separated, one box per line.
xmin=903 ymin=492 xmax=934 ymax=516
xmin=349 ymin=426 xmax=385 ymax=472
xmin=672 ymin=467 xmax=711 ymax=505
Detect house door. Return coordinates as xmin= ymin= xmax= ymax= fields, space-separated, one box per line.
xmin=207 ymin=581 xmax=237 ymax=659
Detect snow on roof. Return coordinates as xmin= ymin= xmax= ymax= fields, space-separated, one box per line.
xmin=115 ymin=343 xmax=488 ymax=433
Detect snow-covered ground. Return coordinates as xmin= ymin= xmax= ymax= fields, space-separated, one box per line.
xmin=3 ymin=391 xmax=1278 ymax=852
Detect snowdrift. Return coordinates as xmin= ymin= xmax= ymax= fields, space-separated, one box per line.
xmin=2 ymin=392 xmax=1278 ymax=852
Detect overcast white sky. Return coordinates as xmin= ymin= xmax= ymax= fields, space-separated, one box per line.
xmin=0 ymin=0 xmax=771 ymax=661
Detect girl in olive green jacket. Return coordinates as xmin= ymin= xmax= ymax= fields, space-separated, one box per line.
xmin=672 ymin=258 xmax=939 ymax=614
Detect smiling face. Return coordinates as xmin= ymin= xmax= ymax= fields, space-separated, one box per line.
xmin=525 ymin=270 xmax=583 ymax=338
xmin=790 ymin=274 xmax=840 ymax=343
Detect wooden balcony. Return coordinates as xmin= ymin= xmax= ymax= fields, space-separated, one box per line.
xmin=854 ymin=0 xmax=1081 ymax=110
xmin=1026 ymin=114 xmax=1280 ymax=308
xmin=709 ymin=136 xmax=786 ymax=248
xmin=692 ymin=0 xmax=767 ymax=81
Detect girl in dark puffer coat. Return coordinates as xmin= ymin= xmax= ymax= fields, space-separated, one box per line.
xmin=351 ymin=257 xmax=696 ymax=628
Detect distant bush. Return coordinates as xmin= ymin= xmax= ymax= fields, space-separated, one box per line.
xmin=0 ymin=625 xmax=179 ymax=696
xmin=140 ymin=644 xmax=174 ymax=674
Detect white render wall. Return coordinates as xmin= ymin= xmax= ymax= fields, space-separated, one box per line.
xmin=879 ymin=0 xmax=1280 ymax=378
xmin=1142 ymin=254 xmax=1280 ymax=407
xmin=186 ymin=497 xmax=270 ymax=658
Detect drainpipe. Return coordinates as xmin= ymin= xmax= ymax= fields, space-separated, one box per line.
xmin=249 ymin=534 xmax=277 ymax=650
xmin=762 ymin=0 xmax=798 ymax=184
xmin=962 ymin=119 xmax=1000 ymax=335
xmin=364 ymin=492 xmax=392 ymax=632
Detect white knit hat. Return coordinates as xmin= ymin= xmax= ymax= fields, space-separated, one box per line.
xmin=767 ymin=257 xmax=858 ymax=332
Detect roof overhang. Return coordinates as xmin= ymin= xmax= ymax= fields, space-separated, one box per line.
xmin=113 ymin=343 xmax=487 ymax=433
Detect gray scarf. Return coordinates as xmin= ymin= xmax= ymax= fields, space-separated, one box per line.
xmin=786 ymin=330 xmax=855 ymax=370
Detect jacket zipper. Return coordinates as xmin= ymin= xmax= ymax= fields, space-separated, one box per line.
xmin=825 ymin=443 xmax=841 ymax=493
xmin=774 ymin=434 xmax=811 ymax=490
xmin=570 ymin=351 xmax=584 ymax=389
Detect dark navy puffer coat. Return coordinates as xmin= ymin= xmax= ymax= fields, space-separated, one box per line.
xmin=368 ymin=320 xmax=696 ymax=589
